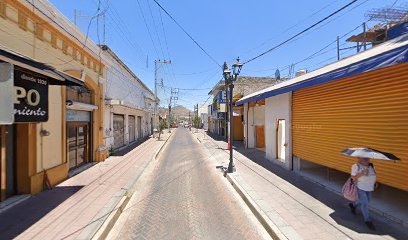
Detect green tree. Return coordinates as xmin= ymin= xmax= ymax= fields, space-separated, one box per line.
xmin=193 ymin=116 xmax=202 ymax=128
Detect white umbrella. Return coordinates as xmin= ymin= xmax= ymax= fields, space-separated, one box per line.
xmin=341 ymin=148 xmax=399 ymax=161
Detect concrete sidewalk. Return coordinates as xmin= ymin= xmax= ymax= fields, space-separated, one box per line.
xmin=194 ymin=130 xmax=408 ymax=240
xmin=0 ymin=132 xmax=172 ymax=240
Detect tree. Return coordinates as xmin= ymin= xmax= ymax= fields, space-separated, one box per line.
xmin=193 ymin=116 xmax=202 ymax=128
xmin=158 ymin=119 xmax=167 ymax=140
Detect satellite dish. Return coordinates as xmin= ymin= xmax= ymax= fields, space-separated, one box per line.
xmin=275 ymin=69 xmax=281 ymax=80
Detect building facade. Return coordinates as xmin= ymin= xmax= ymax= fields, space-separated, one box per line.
xmin=208 ymin=77 xmax=277 ymax=142
xmin=0 ymin=0 xmax=106 ymax=201
xmin=237 ymin=33 xmax=408 ymax=196
xmin=100 ymin=45 xmax=155 ymax=153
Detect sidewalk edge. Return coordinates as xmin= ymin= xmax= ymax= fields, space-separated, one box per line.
xmin=225 ymin=173 xmax=288 ymax=240
xmin=90 ymin=131 xmax=175 ymax=240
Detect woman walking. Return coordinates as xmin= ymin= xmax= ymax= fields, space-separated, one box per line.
xmin=348 ymin=157 xmax=377 ymax=230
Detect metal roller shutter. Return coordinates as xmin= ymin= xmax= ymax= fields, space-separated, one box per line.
xmin=129 ymin=115 xmax=136 ymax=143
xmin=113 ymin=114 xmax=125 ymax=149
xmin=137 ymin=116 xmax=142 ymax=139
xmin=292 ymin=63 xmax=408 ymax=191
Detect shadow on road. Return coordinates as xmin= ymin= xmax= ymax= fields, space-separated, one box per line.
xmin=0 ymin=186 xmax=83 ymax=239
xmin=206 ymin=131 xmax=408 ymax=239
xmin=111 ymin=137 xmax=150 ymax=156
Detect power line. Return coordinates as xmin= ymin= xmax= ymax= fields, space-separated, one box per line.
xmin=137 ymin=0 xmax=161 ymax=58
xmin=159 ymin=9 xmax=171 ymax=61
xmin=26 ymin=0 xmax=106 ymax=66
xmin=178 ymin=87 xmax=212 ymax=91
xmin=104 ymin=3 xmax=147 ymax=63
xmin=243 ymin=0 xmax=360 ymax=65
xmin=146 ymin=0 xmax=166 ymax=58
xmin=157 ymin=6 xmax=179 ymax=88
xmin=243 ymin=0 xmax=342 ymax=56
xmin=151 ymin=0 xmax=222 ymax=68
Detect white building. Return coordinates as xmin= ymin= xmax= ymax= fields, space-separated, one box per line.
xmin=242 ymin=93 xmax=292 ymax=169
xmin=198 ymin=103 xmax=208 ymax=130
xmin=100 ymin=45 xmax=156 ymax=152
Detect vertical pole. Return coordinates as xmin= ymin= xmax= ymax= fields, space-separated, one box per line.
xmin=103 ymin=12 xmax=106 ymax=45
xmin=225 ymin=82 xmax=229 ymax=142
xmin=228 ymin=82 xmax=235 ymax=173
xmin=74 ymin=9 xmax=77 ymax=26
xmin=363 ymin=22 xmax=367 ymax=51
xmin=167 ymin=103 xmax=170 ymax=132
xmin=196 ymin=104 xmax=199 ymax=132
xmin=154 ymin=60 xmax=158 ymax=132
xmin=337 ymin=36 xmax=340 ymax=61
xmin=189 ymin=112 xmax=191 ymax=131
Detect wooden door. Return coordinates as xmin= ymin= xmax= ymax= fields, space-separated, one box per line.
xmin=233 ymin=116 xmax=244 ymax=141
xmin=256 ymin=125 xmax=265 ymax=148
xmin=67 ymin=123 xmax=89 ymax=169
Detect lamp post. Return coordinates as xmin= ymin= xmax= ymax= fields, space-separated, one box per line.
xmin=223 ymin=57 xmax=243 ymax=173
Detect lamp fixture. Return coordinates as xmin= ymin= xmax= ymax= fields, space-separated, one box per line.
xmin=232 ymin=57 xmax=243 ymax=79
xmin=40 ymin=129 xmax=51 ymax=137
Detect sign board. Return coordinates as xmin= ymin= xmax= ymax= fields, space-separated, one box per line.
xmin=217 ymin=112 xmax=226 ymax=120
xmin=14 ymin=69 xmax=49 ymax=122
xmin=66 ymin=110 xmax=91 ymax=122
xmin=217 ymin=90 xmax=227 ymax=104
xmin=0 ymin=63 xmax=14 ymax=124
xmin=233 ymin=109 xmax=241 ymax=116
xmin=219 ymin=103 xmax=227 ymax=113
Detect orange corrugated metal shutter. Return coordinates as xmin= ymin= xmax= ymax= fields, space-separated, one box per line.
xmin=292 ymin=63 xmax=408 ymax=191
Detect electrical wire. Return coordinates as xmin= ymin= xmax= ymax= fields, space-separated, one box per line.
xmin=26 ymin=0 xmax=106 ymax=66
xmin=136 ymin=0 xmax=161 ymax=59
xmin=243 ymin=0 xmax=342 ymax=56
xmin=146 ymin=0 xmax=166 ymax=59
xmin=151 ymin=0 xmax=222 ymax=68
xmin=243 ymin=0 xmax=360 ymax=65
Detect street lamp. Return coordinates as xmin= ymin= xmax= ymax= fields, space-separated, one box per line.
xmin=223 ymin=57 xmax=243 ymax=173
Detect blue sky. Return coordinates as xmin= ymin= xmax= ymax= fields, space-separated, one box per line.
xmin=49 ymin=0 xmax=400 ymax=110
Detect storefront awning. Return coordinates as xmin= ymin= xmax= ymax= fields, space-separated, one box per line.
xmin=236 ymin=33 xmax=408 ymax=106
xmin=66 ymin=101 xmax=98 ymax=111
xmin=0 ymin=46 xmax=84 ymax=86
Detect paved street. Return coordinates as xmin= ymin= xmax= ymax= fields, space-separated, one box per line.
xmin=108 ymin=128 xmax=270 ymax=240
xmin=0 ymin=134 xmax=171 ymax=240
xmin=195 ymin=129 xmax=408 ymax=240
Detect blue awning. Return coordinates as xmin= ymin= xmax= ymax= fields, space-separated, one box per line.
xmin=236 ymin=34 xmax=408 ymax=106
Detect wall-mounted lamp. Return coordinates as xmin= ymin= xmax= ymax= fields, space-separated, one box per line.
xmin=40 ymin=129 xmax=51 ymax=137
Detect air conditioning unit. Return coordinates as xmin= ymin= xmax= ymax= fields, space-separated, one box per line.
xmin=295 ymin=70 xmax=307 ymax=77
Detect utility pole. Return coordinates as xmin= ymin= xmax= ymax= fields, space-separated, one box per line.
xmin=154 ymin=59 xmax=171 ymax=132
xmin=188 ymin=112 xmax=191 ymax=131
xmin=337 ymin=36 xmax=340 ymax=61
xmin=168 ymin=101 xmax=171 ymax=133
xmin=363 ymin=22 xmax=367 ymax=51
xmin=74 ymin=9 xmax=77 ymax=26
xmin=167 ymin=88 xmax=178 ymax=132
xmin=196 ymin=104 xmax=199 ymax=133
xmin=193 ymin=104 xmax=199 ymax=132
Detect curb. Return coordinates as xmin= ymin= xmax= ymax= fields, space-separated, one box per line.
xmin=225 ymin=173 xmax=288 ymax=240
xmin=197 ymin=132 xmax=288 ymax=240
xmin=87 ymin=131 xmax=175 ymax=240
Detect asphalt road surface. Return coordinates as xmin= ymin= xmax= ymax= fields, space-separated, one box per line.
xmin=108 ymin=128 xmax=270 ymax=240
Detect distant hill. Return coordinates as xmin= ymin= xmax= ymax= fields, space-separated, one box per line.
xmin=159 ymin=105 xmax=193 ymax=120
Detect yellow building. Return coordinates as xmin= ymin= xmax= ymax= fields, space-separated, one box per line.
xmin=0 ymin=0 xmax=106 ymax=201
xmin=237 ymin=33 xmax=408 ymax=192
